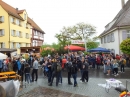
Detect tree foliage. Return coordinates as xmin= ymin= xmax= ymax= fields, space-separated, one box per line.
xmin=87 ymin=41 xmax=98 ymax=50
xmin=55 ymin=22 xmax=96 ymax=48
xmin=120 ymin=38 xmax=130 ymax=55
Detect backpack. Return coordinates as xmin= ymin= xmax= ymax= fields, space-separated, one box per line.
xmin=71 ymin=65 xmax=76 ymax=73
xmin=123 ymin=59 xmax=126 ymax=65
xmin=56 ymin=63 xmax=62 ymax=72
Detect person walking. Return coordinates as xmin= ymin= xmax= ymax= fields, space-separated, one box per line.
xmin=32 ymin=58 xmax=39 ymax=82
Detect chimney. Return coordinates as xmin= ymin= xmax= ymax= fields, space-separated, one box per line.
xmin=121 ymin=0 xmax=125 ymax=8
xmin=16 ymin=8 xmax=18 ymax=10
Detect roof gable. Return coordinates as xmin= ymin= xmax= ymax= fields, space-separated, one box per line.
xmin=99 ymin=0 xmax=130 ymax=37
xmin=27 ymin=17 xmax=45 ymax=34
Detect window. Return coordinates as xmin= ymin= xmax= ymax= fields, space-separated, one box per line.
xmin=16 ymin=43 xmax=20 ymax=48
xmin=16 ymin=31 xmax=19 ymax=37
xmin=127 ymin=31 xmax=130 ymax=38
xmin=26 ymin=24 xmax=29 ymax=29
xmin=24 ymin=14 xmax=26 ymax=20
xmin=16 ymin=19 xmax=20 ymax=25
xmin=11 ymin=30 xmax=16 ymax=36
xmin=0 ymin=16 xmax=4 ymax=23
xmin=26 ymin=33 xmax=29 ymax=38
xmin=11 ymin=17 xmax=16 ymax=24
xmin=0 ymin=42 xmax=5 ymax=48
xmin=111 ymin=33 xmax=115 ymax=42
xmin=19 ymin=31 xmax=22 ymax=37
xmin=0 ymin=29 xmax=5 ymax=36
xmin=11 ymin=42 xmax=15 ymax=48
xmin=107 ymin=34 xmax=110 ymax=43
xmin=104 ymin=36 xmax=107 ymax=43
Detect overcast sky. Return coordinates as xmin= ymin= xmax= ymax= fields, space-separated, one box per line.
xmin=3 ymin=0 xmax=128 ymax=44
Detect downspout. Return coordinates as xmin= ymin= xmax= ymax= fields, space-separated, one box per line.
xmin=118 ymin=26 xmax=121 ymax=55
xmin=8 ymin=15 xmax=10 ymax=49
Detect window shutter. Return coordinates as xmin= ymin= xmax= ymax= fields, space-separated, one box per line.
xmin=16 ymin=43 xmax=18 ymax=48
xmin=2 ymin=43 xmax=5 ymax=48
xmin=11 ymin=30 xmax=13 ymax=36
xmin=122 ymin=30 xmax=127 ymax=40
xmin=10 ymin=17 xmax=13 ymax=23
xmin=2 ymin=16 xmax=4 ymax=22
xmin=2 ymin=29 xmax=4 ymax=36
xmin=0 ymin=16 xmax=4 ymax=22
xmin=112 ymin=33 xmax=115 ymax=42
xmin=10 ymin=43 xmax=13 ymax=48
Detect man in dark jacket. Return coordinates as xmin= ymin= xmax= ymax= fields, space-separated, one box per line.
xmin=81 ymin=59 xmax=89 ymax=82
xmin=71 ymin=59 xmax=78 ymax=87
xmin=66 ymin=58 xmax=73 ymax=85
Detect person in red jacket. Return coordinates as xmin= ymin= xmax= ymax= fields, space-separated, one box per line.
xmin=96 ymin=55 xmax=101 ymax=69
xmin=62 ymin=56 xmax=67 ymax=69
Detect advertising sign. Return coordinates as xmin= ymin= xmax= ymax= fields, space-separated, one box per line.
xmin=71 ymin=40 xmax=84 ymax=44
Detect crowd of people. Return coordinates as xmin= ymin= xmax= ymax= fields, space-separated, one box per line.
xmin=0 ymin=52 xmax=129 ymax=87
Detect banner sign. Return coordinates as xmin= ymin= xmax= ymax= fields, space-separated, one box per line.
xmin=71 ymin=40 xmax=84 ymax=44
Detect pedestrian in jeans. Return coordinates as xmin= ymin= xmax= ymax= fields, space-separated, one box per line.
xmin=120 ymin=57 xmax=126 ymax=73
xmin=71 ymin=59 xmax=78 ymax=87
xmin=32 ymin=58 xmax=39 ymax=82
xmin=113 ymin=59 xmax=119 ymax=76
xmin=24 ymin=63 xmax=31 ymax=84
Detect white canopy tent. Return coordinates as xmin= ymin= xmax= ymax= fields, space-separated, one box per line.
xmin=0 ymin=53 xmax=7 ymax=59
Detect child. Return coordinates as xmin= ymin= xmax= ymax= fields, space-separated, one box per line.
xmin=24 ymin=63 xmax=31 ymax=84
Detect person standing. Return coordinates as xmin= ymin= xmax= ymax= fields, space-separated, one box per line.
xmin=32 ymin=58 xmax=39 ymax=82
xmin=49 ymin=59 xmax=61 ymax=86
xmin=113 ymin=59 xmax=119 ymax=76
xmin=66 ymin=58 xmax=73 ymax=85
xmin=24 ymin=63 xmax=31 ymax=84
xmin=47 ymin=59 xmax=53 ymax=83
xmin=8 ymin=59 xmax=13 ymax=71
xmin=120 ymin=57 xmax=126 ymax=73
xmin=71 ymin=59 xmax=78 ymax=87
xmin=81 ymin=59 xmax=89 ymax=82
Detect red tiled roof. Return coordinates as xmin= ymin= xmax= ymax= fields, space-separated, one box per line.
xmin=17 ymin=10 xmax=24 ymax=14
xmin=0 ymin=0 xmax=45 ymax=33
xmin=0 ymin=0 xmax=24 ymax=20
xmin=27 ymin=17 xmax=45 ymax=33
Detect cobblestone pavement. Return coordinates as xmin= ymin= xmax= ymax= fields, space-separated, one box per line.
xmin=18 ymin=78 xmax=130 ymax=97
xmin=18 ymin=67 xmax=130 ymax=97
xmin=19 ymin=86 xmax=88 ymax=97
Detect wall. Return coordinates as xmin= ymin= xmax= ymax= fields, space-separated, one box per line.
xmin=100 ymin=30 xmax=120 ymax=54
xmin=0 ymin=5 xmax=9 ymax=48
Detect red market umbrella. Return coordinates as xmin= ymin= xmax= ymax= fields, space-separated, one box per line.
xmin=64 ymin=45 xmax=85 ymax=51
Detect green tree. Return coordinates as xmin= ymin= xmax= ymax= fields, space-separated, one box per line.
xmin=120 ymin=38 xmax=130 ymax=54
xmin=87 ymin=41 xmax=98 ymax=50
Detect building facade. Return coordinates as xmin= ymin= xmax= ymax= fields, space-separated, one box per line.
xmin=99 ymin=0 xmax=130 ymax=55
xmin=0 ymin=0 xmax=44 ymax=54
xmin=27 ymin=17 xmax=44 ymax=47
